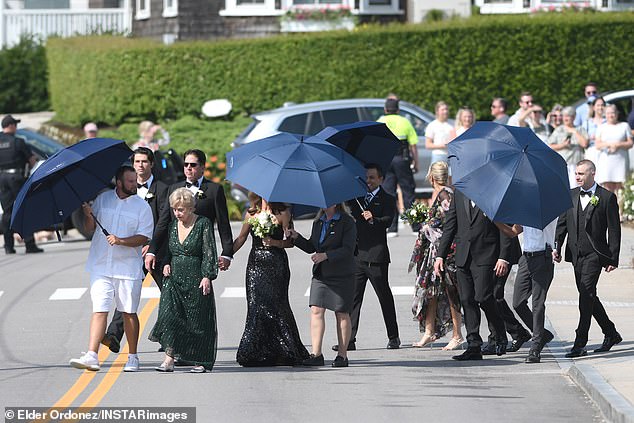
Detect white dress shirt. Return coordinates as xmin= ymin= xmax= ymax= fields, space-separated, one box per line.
xmin=579 ymin=183 xmax=597 ymax=211
xmin=522 ymin=219 xmax=558 ymax=253
xmin=86 ymin=190 xmax=154 ymax=280
xmin=136 ymin=174 xmax=154 ymax=200
xmin=186 ymin=176 xmax=205 ymax=196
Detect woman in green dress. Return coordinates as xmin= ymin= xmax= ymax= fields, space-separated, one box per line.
xmin=150 ymin=188 xmax=218 ymax=373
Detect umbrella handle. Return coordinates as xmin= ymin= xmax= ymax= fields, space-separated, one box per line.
xmin=91 ymin=212 xmax=110 ymax=237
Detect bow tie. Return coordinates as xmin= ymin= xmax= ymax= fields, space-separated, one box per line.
xmin=186 ymin=181 xmax=199 ymax=188
xmin=580 ymin=190 xmax=591 ymax=197
xmin=137 ymin=182 xmax=148 ymax=189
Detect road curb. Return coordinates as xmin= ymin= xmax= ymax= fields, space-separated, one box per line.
xmin=567 ymin=363 xmax=634 ymax=423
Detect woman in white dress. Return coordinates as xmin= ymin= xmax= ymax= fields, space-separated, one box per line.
xmin=455 ymin=107 xmax=475 ymax=137
xmin=583 ymin=96 xmax=606 ymax=164
xmin=595 ymin=104 xmax=633 ymax=195
xmin=425 ymin=101 xmax=456 ymax=165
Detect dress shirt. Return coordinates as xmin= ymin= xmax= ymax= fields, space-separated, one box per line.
xmin=86 ymin=190 xmax=154 ymax=280
xmin=136 ymin=174 xmax=154 ymax=200
xmin=522 ymin=219 xmax=557 ymax=253
xmin=579 ymin=183 xmax=597 ymax=210
xmin=186 ymin=176 xmax=204 ymax=195
xmin=365 ymin=187 xmax=380 ymax=204
xmin=319 ymin=212 xmax=341 ymax=245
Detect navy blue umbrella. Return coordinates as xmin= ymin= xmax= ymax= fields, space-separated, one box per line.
xmin=226 ymin=132 xmax=367 ymax=208
xmin=317 ymin=121 xmax=401 ymax=174
xmin=10 ymin=138 xmax=132 ymax=238
xmin=448 ymin=122 xmax=572 ymax=229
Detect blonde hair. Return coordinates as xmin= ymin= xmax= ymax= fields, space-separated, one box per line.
xmin=427 ymin=161 xmax=449 ymax=187
xmin=138 ymin=120 xmax=154 ymax=137
xmin=455 ymin=107 xmax=476 ymax=130
xmin=169 ymin=187 xmax=195 ymax=210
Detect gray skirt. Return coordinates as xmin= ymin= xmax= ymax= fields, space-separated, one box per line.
xmin=309 ymin=277 xmax=354 ymax=313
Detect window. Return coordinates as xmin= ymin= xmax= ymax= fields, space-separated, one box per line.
xmin=163 ymin=0 xmax=178 ymax=17
xmin=220 ymin=0 xmax=282 ymax=17
xmin=279 ymin=114 xmax=308 ymax=134
xmin=136 ymin=0 xmax=150 ymax=20
xmin=322 ymin=108 xmax=360 ymax=127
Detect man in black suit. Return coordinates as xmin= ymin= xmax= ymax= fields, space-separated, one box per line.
xmin=146 ymin=149 xmax=234 ymax=273
xmin=336 ymin=163 xmax=400 ymax=350
xmin=102 ymin=147 xmax=170 ymax=353
xmin=554 ymin=159 xmax=622 ymax=358
xmin=434 ymin=189 xmax=512 ymax=360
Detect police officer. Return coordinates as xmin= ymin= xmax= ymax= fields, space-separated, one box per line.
xmin=377 ymin=98 xmax=420 ymax=235
xmin=0 ymin=115 xmax=43 ymax=254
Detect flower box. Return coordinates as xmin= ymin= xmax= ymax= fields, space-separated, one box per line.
xmin=280 ymin=16 xmax=355 ymax=32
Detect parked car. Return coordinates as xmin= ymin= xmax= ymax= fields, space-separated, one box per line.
xmin=230 ymin=98 xmax=444 ymax=203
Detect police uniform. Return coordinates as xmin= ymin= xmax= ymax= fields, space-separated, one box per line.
xmin=0 ymin=116 xmax=40 ymax=253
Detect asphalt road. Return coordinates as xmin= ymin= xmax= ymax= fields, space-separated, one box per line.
xmin=0 ymin=220 xmax=604 ymax=423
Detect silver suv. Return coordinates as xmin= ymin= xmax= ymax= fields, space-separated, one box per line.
xmin=231 ymin=98 xmax=440 ymax=202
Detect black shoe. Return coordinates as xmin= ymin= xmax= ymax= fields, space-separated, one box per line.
xmin=452 ymin=348 xmax=483 ymax=361
xmin=565 ymin=347 xmax=588 ymax=358
xmin=387 ymin=337 xmax=401 ymax=349
xmin=5 ymin=247 xmax=16 ymax=254
xmin=331 ymin=355 xmax=349 ymax=367
xmin=525 ymin=349 xmax=541 ymax=364
xmin=100 ymin=334 xmax=120 ymax=354
xmin=594 ymin=333 xmax=622 ymax=353
xmin=332 ymin=341 xmax=355 ymax=352
xmin=481 ymin=343 xmax=497 ymax=355
xmin=25 ymin=246 xmax=44 ymax=254
xmin=507 ymin=332 xmax=532 ymax=352
xmin=537 ymin=330 xmax=554 ymax=351
xmin=302 ymin=354 xmax=324 ymax=366
xmin=495 ymin=341 xmax=507 ymax=356
xmin=158 ymin=347 xmax=165 ymax=352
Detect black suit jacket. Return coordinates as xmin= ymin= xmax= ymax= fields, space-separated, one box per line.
xmin=437 ymin=189 xmax=513 ymax=267
xmin=555 ymin=185 xmax=620 ymax=267
xmin=150 ymin=178 xmax=234 ymax=258
xmin=294 ymin=213 xmax=357 ymax=281
xmin=346 ymin=187 xmax=396 ymax=264
xmin=143 ymin=179 xmax=170 ymax=264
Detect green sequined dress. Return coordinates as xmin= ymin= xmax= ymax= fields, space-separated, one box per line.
xmin=149 ymin=215 xmax=218 ymax=370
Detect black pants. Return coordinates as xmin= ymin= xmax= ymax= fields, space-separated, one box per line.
xmin=0 ymin=173 xmax=36 ymax=250
xmin=456 ymin=256 xmax=507 ymax=349
xmin=512 ymin=254 xmax=554 ymax=348
xmin=382 ymin=156 xmax=417 ymax=232
xmin=106 ymin=267 xmax=163 ymax=341
xmin=572 ymin=253 xmax=617 ymax=348
xmin=350 ymin=259 xmax=399 ymax=342
xmin=487 ymin=267 xmax=530 ymax=345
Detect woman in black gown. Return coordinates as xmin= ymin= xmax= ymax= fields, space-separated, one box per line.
xmin=232 ymin=194 xmax=309 ymax=366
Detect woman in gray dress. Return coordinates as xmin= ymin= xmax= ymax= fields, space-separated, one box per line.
xmin=289 ymin=203 xmax=357 ymax=368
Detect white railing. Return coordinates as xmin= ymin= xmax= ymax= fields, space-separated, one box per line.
xmin=0 ymin=5 xmax=132 ymax=48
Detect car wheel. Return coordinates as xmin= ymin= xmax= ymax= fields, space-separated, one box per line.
xmin=71 ymin=208 xmax=94 ymax=240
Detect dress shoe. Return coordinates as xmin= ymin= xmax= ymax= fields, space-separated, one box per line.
xmin=507 ymin=332 xmax=532 ymax=352
xmin=538 ymin=330 xmax=554 ymax=351
xmin=100 ymin=334 xmax=120 ymax=354
xmin=413 ymin=334 xmax=436 ymax=348
xmin=5 ymin=247 xmax=16 ymax=254
xmin=331 ymin=355 xmax=349 ymax=367
xmin=594 ymin=333 xmax=622 ymax=353
xmin=495 ymin=342 xmax=507 ymax=356
xmin=565 ymin=347 xmax=588 ymax=358
xmin=452 ymin=348 xmax=483 ymax=361
xmin=190 ymin=365 xmax=206 ymax=373
xmin=525 ymin=349 xmax=541 ymax=364
xmin=25 ymin=246 xmax=44 ymax=254
xmin=332 ymin=342 xmax=355 ymax=352
xmin=302 ymin=354 xmax=324 ymax=366
xmin=155 ymin=362 xmax=174 ymax=372
xmin=481 ymin=343 xmax=497 ymax=355
xmin=387 ymin=337 xmax=401 ymax=349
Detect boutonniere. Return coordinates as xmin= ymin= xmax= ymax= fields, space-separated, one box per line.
xmin=144 ymin=192 xmax=155 ymax=200
xmin=194 ymin=188 xmax=205 ymax=199
xmin=590 ymin=195 xmax=599 ymax=206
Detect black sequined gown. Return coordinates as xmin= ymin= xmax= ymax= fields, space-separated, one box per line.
xmin=236 ymin=226 xmax=309 ymax=366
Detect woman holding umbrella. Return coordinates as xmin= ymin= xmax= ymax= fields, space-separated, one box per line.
xmin=289 ymin=203 xmax=357 ymax=368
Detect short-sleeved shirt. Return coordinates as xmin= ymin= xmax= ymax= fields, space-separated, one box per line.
xmin=425 ymin=120 xmax=453 ymax=146
xmin=548 ymin=125 xmax=588 ymax=165
xmin=377 ymin=114 xmax=418 ymax=145
xmin=0 ymin=133 xmax=32 ymax=170
xmin=86 ymin=189 xmax=154 ymax=280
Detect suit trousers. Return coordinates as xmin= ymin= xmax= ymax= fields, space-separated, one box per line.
xmin=487 ymin=268 xmax=530 ymax=344
xmin=512 ymin=254 xmax=554 ymax=348
xmin=350 ymin=260 xmax=399 ymax=342
xmin=456 ymin=256 xmax=507 ymax=348
xmin=572 ymin=253 xmax=617 ymax=348
xmin=382 ymin=157 xmax=418 ymax=232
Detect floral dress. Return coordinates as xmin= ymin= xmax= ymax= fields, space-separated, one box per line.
xmin=409 ymin=187 xmax=460 ymax=337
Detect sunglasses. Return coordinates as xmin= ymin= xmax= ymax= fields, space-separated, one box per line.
xmin=586 ymin=91 xmax=597 ymax=95
xmin=184 ymin=162 xmax=199 ymax=168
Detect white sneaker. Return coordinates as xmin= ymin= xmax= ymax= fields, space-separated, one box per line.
xmin=123 ymin=355 xmax=139 ymax=372
xmin=69 ymin=352 xmax=100 ymax=371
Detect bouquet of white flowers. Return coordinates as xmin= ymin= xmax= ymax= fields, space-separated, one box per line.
xmin=400 ymin=202 xmax=430 ymax=225
xmin=248 ymin=211 xmax=278 ymax=238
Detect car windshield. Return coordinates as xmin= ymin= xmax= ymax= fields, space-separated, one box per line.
xmin=16 ymin=130 xmax=63 ymax=158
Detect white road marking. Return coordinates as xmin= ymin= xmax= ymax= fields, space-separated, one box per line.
xmin=221 ymin=287 xmax=246 ymax=298
xmin=304 ymin=287 xmax=310 ymax=297
xmin=391 ymin=286 xmax=414 ymax=296
xmin=141 ymin=287 xmax=161 ymax=299
xmin=0 ymin=291 xmax=3 ymax=299
xmin=49 ymin=288 xmax=87 ymax=300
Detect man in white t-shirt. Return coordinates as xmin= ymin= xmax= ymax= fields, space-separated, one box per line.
xmin=70 ymin=166 xmax=153 ymax=372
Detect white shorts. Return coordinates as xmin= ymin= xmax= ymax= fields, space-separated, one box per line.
xmin=90 ymin=275 xmax=142 ymax=314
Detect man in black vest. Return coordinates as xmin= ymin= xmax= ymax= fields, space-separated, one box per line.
xmin=0 ymin=115 xmax=43 ymax=254
xmin=554 ymin=159 xmax=622 ymax=358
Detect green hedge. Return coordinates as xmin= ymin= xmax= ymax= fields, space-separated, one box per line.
xmin=47 ymin=12 xmax=634 ymax=126
xmin=0 ymin=36 xmax=49 ymax=113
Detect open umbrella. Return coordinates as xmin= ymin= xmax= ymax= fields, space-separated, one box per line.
xmin=448 ymin=122 xmax=572 ymax=229
xmin=317 ymin=121 xmax=401 ymax=173
xmin=10 ymin=137 xmax=132 ymax=238
xmin=226 ymin=132 xmax=367 ymax=208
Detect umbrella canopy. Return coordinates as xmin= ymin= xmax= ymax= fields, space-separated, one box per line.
xmin=226 ymin=132 xmax=367 ymax=208
xmin=317 ymin=121 xmax=401 ymax=173
xmin=11 ymin=137 xmax=132 ymax=237
xmin=448 ymin=122 xmax=572 ymax=229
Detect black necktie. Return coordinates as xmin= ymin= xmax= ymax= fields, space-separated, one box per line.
xmin=137 ymin=182 xmax=148 ymax=189
xmin=580 ymin=190 xmax=591 ymax=197
xmin=186 ymin=181 xmax=199 ymax=188
xmin=364 ymin=192 xmax=373 ymax=208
